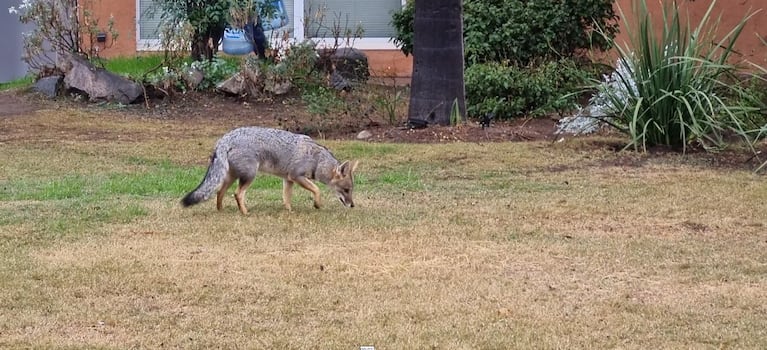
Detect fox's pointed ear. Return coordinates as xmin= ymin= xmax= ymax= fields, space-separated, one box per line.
xmin=337 ymin=160 xmax=357 ymax=177
xmin=335 ymin=161 xmax=348 ymax=177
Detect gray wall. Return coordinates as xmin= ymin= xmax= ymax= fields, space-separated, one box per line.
xmin=0 ymin=6 xmax=30 ymax=83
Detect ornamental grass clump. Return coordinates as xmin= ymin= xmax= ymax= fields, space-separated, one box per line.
xmin=597 ymin=0 xmax=765 ymax=152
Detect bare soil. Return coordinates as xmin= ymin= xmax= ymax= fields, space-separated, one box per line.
xmin=0 ymin=91 xmax=38 ymax=117
xmin=3 ymin=89 xmax=766 ymax=172
xmin=3 ymin=89 xmax=559 ymax=142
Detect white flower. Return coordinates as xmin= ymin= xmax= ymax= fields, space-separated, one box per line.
xmin=9 ymin=6 xmax=18 ymax=14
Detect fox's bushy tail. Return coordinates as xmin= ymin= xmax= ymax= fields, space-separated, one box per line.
xmin=181 ymin=148 xmax=229 ymax=207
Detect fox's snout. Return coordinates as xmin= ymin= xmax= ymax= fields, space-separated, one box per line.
xmin=337 ymin=194 xmax=355 ymax=208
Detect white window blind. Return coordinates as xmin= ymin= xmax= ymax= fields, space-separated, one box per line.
xmin=138 ymin=0 xmax=163 ymax=40
xmin=304 ymin=0 xmax=401 ymax=38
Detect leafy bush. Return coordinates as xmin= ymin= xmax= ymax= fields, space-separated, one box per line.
xmin=373 ymin=86 xmax=406 ymax=125
xmin=391 ymin=0 xmax=618 ymax=65
xmin=190 ymin=56 xmax=240 ymax=90
xmin=280 ymin=40 xmax=322 ymax=91
xmin=591 ymin=0 xmax=766 ymax=152
xmin=465 ymin=59 xmax=593 ymax=119
xmin=302 ymin=86 xmax=344 ymax=115
xmin=144 ymin=55 xmax=239 ymax=92
xmin=392 ymin=0 xmax=614 ymax=119
xmin=151 ymin=0 xmax=230 ymax=61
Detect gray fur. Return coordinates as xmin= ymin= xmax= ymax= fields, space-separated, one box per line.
xmin=181 ymin=127 xmax=357 ymax=212
xmin=181 ymin=146 xmax=229 ymax=207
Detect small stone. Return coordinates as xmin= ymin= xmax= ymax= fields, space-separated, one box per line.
xmin=182 ymin=67 xmax=204 ymax=90
xmin=356 ymin=130 xmax=373 ymax=140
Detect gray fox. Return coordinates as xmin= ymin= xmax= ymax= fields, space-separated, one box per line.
xmin=181 ymin=127 xmax=359 ymax=214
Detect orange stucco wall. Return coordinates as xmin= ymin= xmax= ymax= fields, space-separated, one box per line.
xmin=613 ymin=0 xmax=767 ymax=66
xmin=86 ymin=0 xmax=765 ymax=79
xmin=365 ymin=50 xmax=413 ymax=83
xmin=84 ymin=0 xmax=137 ymax=57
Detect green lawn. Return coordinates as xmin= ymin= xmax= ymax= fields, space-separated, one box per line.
xmin=0 ymin=76 xmax=33 ymax=91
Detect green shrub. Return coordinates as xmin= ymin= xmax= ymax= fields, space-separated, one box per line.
xmin=302 ymin=86 xmax=344 ymax=116
xmin=465 ymin=59 xmax=593 ymax=119
xmin=391 ymin=0 xmax=618 ymax=65
xmin=592 ymin=0 xmax=766 ymax=152
xmin=144 ymin=55 xmax=239 ymax=92
xmin=281 ymin=41 xmax=323 ymax=91
xmin=190 ymin=56 xmax=240 ymax=90
xmin=151 ymin=0 xmax=231 ymax=61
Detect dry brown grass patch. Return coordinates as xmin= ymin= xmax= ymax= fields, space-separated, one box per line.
xmin=1 ymin=107 xmax=766 ymax=349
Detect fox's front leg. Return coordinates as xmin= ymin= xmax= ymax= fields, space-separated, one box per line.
xmin=282 ymin=179 xmax=294 ymax=211
xmin=291 ymin=176 xmax=322 ymax=209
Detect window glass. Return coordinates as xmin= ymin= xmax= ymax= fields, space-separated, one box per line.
xmin=137 ymin=0 xmax=401 ymax=47
xmin=138 ymin=0 xmax=163 ymax=40
xmin=305 ymin=0 xmax=401 ymax=38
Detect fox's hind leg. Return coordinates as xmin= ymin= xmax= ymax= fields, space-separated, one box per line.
xmin=282 ymin=179 xmax=294 ymax=211
xmin=234 ymin=177 xmax=254 ymax=215
xmin=216 ymin=175 xmax=236 ymax=211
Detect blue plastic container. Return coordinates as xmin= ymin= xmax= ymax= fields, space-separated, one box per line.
xmin=222 ymin=28 xmax=253 ymax=56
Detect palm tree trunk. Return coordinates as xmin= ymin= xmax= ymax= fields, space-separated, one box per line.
xmin=407 ymin=0 xmax=466 ymax=126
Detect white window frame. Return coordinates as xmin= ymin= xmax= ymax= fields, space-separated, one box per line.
xmin=136 ymin=0 xmax=161 ymax=51
xmin=136 ymin=0 xmax=406 ymax=51
xmin=294 ymin=0 xmax=406 ymax=50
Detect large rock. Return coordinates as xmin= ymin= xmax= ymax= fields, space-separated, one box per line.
xmin=217 ymin=69 xmax=265 ymax=97
xmin=332 ymin=48 xmax=370 ymax=81
xmin=264 ymin=65 xmax=291 ymax=95
xmin=33 ymin=75 xmax=63 ymax=98
xmin=57 ymin=53 xmax=142 ymax=104
xmin=329 ymin=71 xmax=352 ymax=91
xmin=217 ymin=64 xmax=291 ymax=96
xmin=264 ymin=78 xmax=291 ymax=95
xmin=216 ymin=72 xmax=249 ymax=96
xmin=325 ymin=47 xmax=369 ymax=90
